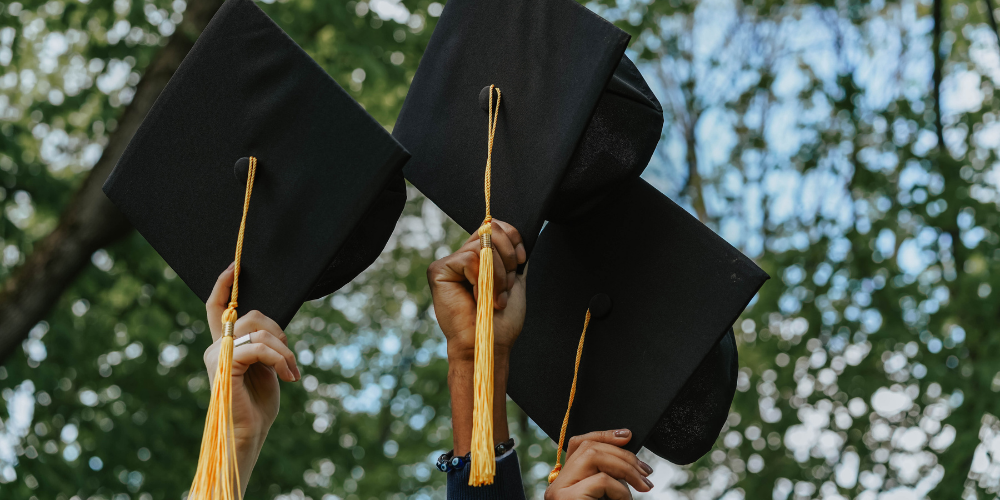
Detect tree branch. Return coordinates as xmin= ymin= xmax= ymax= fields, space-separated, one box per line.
xmin=684 ymin=105 xmax=708 ymax=223
xmin=984 ymin=0 xmax=1000 ymax=51
xmin=0 ymin=0 xmax=224 ymax=363
xmin=932 ymin=0 xmax=945 ymax=154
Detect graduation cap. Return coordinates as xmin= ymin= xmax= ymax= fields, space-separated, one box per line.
xmin=102 ymin=0 xmax=408 ymax=495
xmin=507 ymin=180 xmax=768 ymax=472
xmin=392 ymin=0 xmax=767 ymax=480
xmin=392 ymin=0 xmax=663 ymax=484
xmin=393 ymin=0 xmax=663 ymax=257
xmin=104 ymin=0 xmax=409 ymax=330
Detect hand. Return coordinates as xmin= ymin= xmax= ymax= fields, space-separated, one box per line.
xmin=429 ymin=220 xmax=526 ymax=455
xmin=203 ymin=263 xmax=301 ymax=493
xmin=545 ymin=430 xmax=655 ymax=500
xmin=427 ymin=220 xmax=527 ymax=360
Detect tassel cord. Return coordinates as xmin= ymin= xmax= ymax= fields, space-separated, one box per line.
xmin=548 ymin=309 xmax=592 ymax=484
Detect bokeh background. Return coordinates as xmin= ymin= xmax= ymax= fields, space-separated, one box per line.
xmin=0 ymin=0 xmax=998 ymax=498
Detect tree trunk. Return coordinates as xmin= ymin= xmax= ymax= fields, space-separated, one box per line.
xmin=932 ymin=0 xmax=945 ymax=153
xmin=0 ymin=0 xmax=224 ymax=363
xmin=985 ymin=0 xmax=1000 ymax=49
xmin=684 ymin=108 xmax=709 ymax=223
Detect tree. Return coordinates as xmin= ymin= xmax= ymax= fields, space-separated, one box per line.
xmin=605 ymin=0 xmax=1000 ymax=498
xmin=4 ymin=0 xmax=1000 ymax=499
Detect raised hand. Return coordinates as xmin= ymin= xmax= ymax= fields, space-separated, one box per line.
xmin=203 ymin=263 xmax=301 ymax=494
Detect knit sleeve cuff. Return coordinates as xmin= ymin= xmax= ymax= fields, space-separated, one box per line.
xmin=446 ymin=449 xmax=527 ymax=500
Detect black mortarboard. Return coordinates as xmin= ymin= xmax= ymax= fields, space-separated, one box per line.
xmin=507 ymin=180 xmax=769 ymax=464
xmin=393 ymin=0 xmax=663 ymax=256
xmin=103 ymin=0 xmax=409 ymax=328
xmin=393 ymin=0 xmax=765 ymax=469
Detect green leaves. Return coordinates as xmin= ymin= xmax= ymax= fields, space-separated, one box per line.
xmin=4 ymin=0 xmax=1000 ymax=498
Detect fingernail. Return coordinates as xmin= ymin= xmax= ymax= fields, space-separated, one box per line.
xmin=226 ymin=261 xmax=235 ymax=271
xmin=643 ymin=477 xmax=654 ymax=489
xmin=639 ymin=461 xmax=653 ymax=475
xmin=515 ymin=244 xmax=526 ymax=263
xmin=614 ymin=429 xmax=631 ymax=437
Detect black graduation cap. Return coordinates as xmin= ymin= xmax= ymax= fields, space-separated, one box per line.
xmin=507 ymin=180 xmax=768 ymax=464
xmin=393 ymin=0 xmax=767 ymax=465
xmin=393 ymin=0 xmax=663 ymax=256
xmin=103 ymin=0 xmax=409 ymax=328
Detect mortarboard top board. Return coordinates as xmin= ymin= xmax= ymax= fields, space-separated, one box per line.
xmin=507 ymin=179 xmax=769 ymax=464
xmin=393 ymin=0 xmax=663 ymax=255
xmin=103 ymin=0 xmax=409 ymax=329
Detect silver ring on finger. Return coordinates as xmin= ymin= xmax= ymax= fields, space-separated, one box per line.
xmin=234 ymin=332 xmax=253 ymax=348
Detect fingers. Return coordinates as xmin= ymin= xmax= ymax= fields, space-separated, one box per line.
xmin=567 ymin=429 xmax=634 ymax=459
xmin=207 ymin=262 xmax=235 ymax=339
xmin=235 ymin=310 xmax=288 ymax=346
xmin=461 ymin=220 xmax=525 ymax=273
xmin=493 ymin=220 xmax=526 ymax=266
xmin=490 ymin=246 xmax=509 ymax=309
xmin=445 ymin=241 xmax=508 ymax=307
xmin=429 ymin=249 xmax=480 ymax=291
xmin=233 ymin=342 xmax=297 ymax=382
xmin=559 ymin=431 xmax=653 ymax=494
xmin=455 ymin=219 xmax=526 ymax=308
xmin=487 ymin=221 xmax=518 ymax=273
xmin=568 ymin=473 xmax=633 ymax=500
xmin=236 ymin=329 xmax=300 ymax=381
xmin=565 ymin=443 xmax=652 ymax=493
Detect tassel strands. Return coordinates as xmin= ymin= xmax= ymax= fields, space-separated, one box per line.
xmin=189 ymin=156 xmax=258 ymax=499
xmin=469 ymin=85 xmax=501 ymax=486
xmin=548 ymin=309 xmax=592 ymax=484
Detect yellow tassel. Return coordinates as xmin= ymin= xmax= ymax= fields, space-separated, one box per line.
xmin=469 ymin=222 xmax=495 ymax=485
xmin=188 ymin=156 xmax=257 ymax=499
xmin=189 ymin=316 xmax=240 ymax=499
xmin=469 ymin=85 xmax=501 ymax=486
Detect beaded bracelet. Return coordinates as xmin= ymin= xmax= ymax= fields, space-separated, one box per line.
xmin=436 ymin=438 xmax=515 ymax=473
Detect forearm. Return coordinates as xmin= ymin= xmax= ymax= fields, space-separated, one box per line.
xmin=448 ymin=351 xmax=511 ymax=456
xmin=235 ymin=430 xmax=267 ymax=495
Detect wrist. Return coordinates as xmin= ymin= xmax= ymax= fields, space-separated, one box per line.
xmin=447 ymin=343 xmax=476 ymax=364
xmin=448 ymin=349 xmax=512 ymax=456
xmin=446 ymin=342 xmax=513 ymax=365
xmin=235 ymin=428 xmax=267 ymax=471
xmin=234 ymin=429 xmax=266 ymax=495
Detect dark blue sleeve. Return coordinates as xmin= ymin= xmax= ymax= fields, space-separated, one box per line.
xmin=446 ymin=450 xmax=527 ymax=500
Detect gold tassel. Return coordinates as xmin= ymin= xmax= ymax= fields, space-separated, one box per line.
xmin=469 ymin=85 xmax=501 ymax=486
xmin=548 ymin=309 xmax=592 ymax=484
xmin=189 ymin=156 xmax=257 ymax=499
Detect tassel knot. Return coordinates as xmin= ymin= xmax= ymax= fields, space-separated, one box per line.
xmin=548 ymin=464 xmax=562 ymax=484
xmin=222 ymin=306 xmax=238 ymax=325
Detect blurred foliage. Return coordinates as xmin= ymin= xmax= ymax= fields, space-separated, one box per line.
xmin=2 ymin=0 xmax=1000 ymax=499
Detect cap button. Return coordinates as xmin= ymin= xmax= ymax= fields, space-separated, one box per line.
xmin=234 ymin=157 xmax=251 ymax=185
xmin=589 ymin=293 xmax=612 ymax=319
xmin=479 ymin=85 xmax=493 ymax=112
